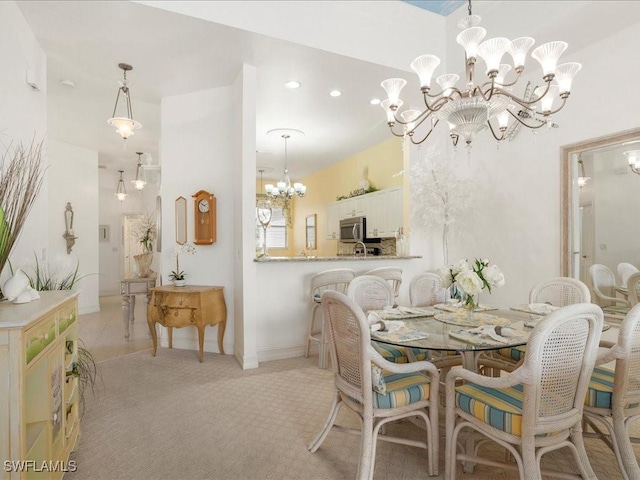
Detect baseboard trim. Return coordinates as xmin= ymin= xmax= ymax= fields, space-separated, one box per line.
xmin=257 ymin=343 xmax=318 ymax=363
xmin=79 ymin=304 xmax=100 ymax=315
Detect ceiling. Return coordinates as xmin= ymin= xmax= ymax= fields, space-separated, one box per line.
xmin=402 ymin=0 xmax=465 ymax=16
xmin=18 ymin=1 xmax=415 ymax=181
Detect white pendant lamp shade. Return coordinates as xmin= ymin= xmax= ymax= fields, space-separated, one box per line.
xmin=115 ymin=170 xmax=128 ymax=201
xmin=410 ymin=55 xmax=441 ymax=90
xmin=477 ymin=37 xmax=511 ymax=75
xmin=494 ymin=64 xmax=512 ymax=85
xmin=507 ymin=37 xmax=535 ymax=71
xmin=380 ymin=78 xmax=407 ymax=108
xmin=131 ymin=152 xmax=146 ymax=190
xmin=456 ymin=26 xmax=487 ymax=58
xmin=381 ymin=99 xmax=403 ymax=124
xmin=436 ymin=74 xmax=459 ymax=98
xmin=531 ymin=41 xmax=568 ymax=77
xmin=555 ymin=62 xmax=582 ymax=94
xmin=107 ymin=63 xmax=142 ymax=142
xmin=265 ymin=130 xmax=307 ymax=199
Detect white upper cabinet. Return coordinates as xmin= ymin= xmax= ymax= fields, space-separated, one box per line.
xmin=325 ymin=201 xmax=340 ymax=240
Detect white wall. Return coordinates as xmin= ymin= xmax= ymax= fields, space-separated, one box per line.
xmin=160 ymin=84 xmax=238 ymax=356
xmin=47 ymin=140 xmax=99 ymax=314
xmin=0 ymin=1 xmax=48 ymax=287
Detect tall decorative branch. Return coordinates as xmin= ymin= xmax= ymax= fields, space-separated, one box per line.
xmin=409 ymin=145 xmax=476 ymax=266
xmin=0 ymin=138 xmax=46 ymax=282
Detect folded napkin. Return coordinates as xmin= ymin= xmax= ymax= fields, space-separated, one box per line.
xmin=528 ymin=303 xmax=559 ymax=314
xmin=466 ymin=325 xmax=519 ymax=344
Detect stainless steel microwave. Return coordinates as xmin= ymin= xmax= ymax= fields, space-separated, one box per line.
xmin=339 ymin=216 xmax=380 ymax=243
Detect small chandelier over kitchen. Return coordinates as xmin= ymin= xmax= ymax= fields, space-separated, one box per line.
xmin=115 ymin=170 xmax=128 ymax=201
xmin=265 ymin=133 xmax=307 ymax=199
xmin=107 ymin=63 xmax=142 ymax=144
xmin=131 ymin=152 xmax=146 ymax=190
xmin=380 ymin=0 xmax=581 ymax=148
xmin=624 ymin=150 xmax=640 ymax=176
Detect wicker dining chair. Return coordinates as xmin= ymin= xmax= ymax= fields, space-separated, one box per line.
xmin=486 ymin=277 xmax=591 ymax=373
xmin=305 ymin=268 xmax=356 ymax=368
xmin=617 ymin=262 xmax=639 ymax=289
xmin=409 ymin=272 xmax=447 ymax=307
xmin=445 ymin=303 xmax=604 ymax=480
xmin=583 ymin=303 xmax=640 ymax=480
xmin=627 ymin=272 xmax=640 ymax=307
xmin=309 ymin=291 xmax=440 ymax=479
xmin=348 ymin=275 xmax=428 ymax=364
xmin=363 ymin=266 xmax=403 ymax=299
xmin=590 ymin=264 xmax=631 ymax=318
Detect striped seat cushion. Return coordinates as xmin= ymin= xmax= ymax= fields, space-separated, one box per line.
xmin=372 ymin=341 xmax=428 ymax=364
xmin=586 ymin=366 xmax=614 ymax=408
xmin=456 ymin=383 xmax=524 ymax=435
xmin=496 ymin=345 xmax=527 ymax=362
xmin=373 ymin=372 xmax=431 ymax=409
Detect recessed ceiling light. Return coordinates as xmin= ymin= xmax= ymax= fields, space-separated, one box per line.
xmin=329 ymin=90 xmax=342 ymax=97
xmin=370 ymin=98 xmax=381 ymax=105
xmin=284 ymin=80 xmax=302 ymax=89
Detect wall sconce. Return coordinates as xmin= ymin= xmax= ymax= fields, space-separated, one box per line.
xmin=63 ymin=202 xmax=77 ymax=254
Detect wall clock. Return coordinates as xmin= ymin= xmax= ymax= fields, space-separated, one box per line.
xmin=192 ymin=190 xmax=216 ymax=245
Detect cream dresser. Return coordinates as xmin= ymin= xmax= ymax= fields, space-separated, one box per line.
xmin=0 ymin=291 xmax=80 ymax=479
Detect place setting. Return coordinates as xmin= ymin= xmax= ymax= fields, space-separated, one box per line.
xmin=375 ymin=305 xmax=437 ymax=320
xmin=448 ymin=324 xmax=528 ymax=347
xmin=368 ymin=311 xmax=431 ymax=343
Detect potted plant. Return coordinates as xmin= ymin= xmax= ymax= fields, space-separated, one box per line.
xmin=169 ymin=243 xmax=195 ymax=286
xmin=130 ymin=212 xmax=157 ymax=278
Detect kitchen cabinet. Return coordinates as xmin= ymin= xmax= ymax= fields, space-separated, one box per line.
xmin=0 ymin=291 xmax=80 ymax=480
xmin=327 ymin=187 xmax=403 ymax=241
xmin=325 ymin=202 xmax=340 ymax=240
xmin=365 ymin=187 xmax=403 ymax=238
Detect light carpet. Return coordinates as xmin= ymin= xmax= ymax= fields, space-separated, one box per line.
xmin=67 ymin=348 xmax=636 ymax=479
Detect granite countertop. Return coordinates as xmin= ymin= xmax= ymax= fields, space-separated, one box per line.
xmin=254 ymin=255 xmax=421 ymax=262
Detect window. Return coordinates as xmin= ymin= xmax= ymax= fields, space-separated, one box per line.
xmin=256 ymin=206 xmax=287 ymax=249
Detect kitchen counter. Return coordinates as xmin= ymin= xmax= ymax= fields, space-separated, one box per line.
xmin=254 ymin=255 xmax=421 ymax=262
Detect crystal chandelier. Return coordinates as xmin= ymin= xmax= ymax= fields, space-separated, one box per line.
xmin=131 ymin=152 xmax=147 ymax=190
xmin=107 ymin=63 xmax=142 ymax=143
xmin=265 ymin=134 xmax=307 ymax=199
xmin=115 ymin=170 xmax=128 ymax=201
xmin=381 ymin=0 xmax=581 ymax=147
xmin=624 ymin=150 xmax=640 ymax=175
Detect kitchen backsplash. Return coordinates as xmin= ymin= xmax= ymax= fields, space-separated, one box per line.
xmin=337 ymin=238 xmax=396 ymax=256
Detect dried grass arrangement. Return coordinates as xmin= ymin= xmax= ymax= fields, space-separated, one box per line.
xmin=0 ymin=138 xmax=46 ymax=290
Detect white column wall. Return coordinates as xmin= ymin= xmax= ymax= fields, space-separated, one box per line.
xmin=0 ymin=1 xmax=48 ymax=286
xmin=160 ymin=85 xmax=237 ymax=355
xmin=47 ymin=140 xmax=99 ymax=314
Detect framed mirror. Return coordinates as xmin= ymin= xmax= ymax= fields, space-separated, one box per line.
xmin=175 ymin=196 xmax=187 ymax=245
xmin=561 ymin=127 xmax=640 ymax=281
xmin=305 ymin=214 xmax=316 ymax=250
xmin=156 ymin=196 xmax=162 ymax=252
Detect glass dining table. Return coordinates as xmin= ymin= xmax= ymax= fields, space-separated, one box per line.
xmin=370 ymin=303 xmax=610 ymax=372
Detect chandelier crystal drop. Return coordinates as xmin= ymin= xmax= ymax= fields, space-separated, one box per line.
xmin=265 ymin=134 xmax=307 ymax=199
xmin=624 ymin=150 xmax=640 ymax=175
xmin=107 ymin=63 xmax=142 ymax=144
xmin=131 ymin=152 xmax=147 ymax=190
xmin=577 ymin=156 xmax=591 ymax=188
xmin=380 ymin=0 xmax=581 ymax=147
xmin=115 ymin=170 xmax=128 ymax=201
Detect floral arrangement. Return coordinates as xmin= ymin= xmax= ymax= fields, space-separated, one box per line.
xmin=131 ymin=212 xmax=157 ymax=253
xmin=336 ymin=186 xmax=378 ymax=201
xmin=438 ymin=258 xmax=505 ymax=309
xmin=169 ymin=243 xmax=196 ymax=281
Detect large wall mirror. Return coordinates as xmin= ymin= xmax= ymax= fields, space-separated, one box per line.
xmin=175 ymin=196 xmax=187 ymax=245
xmin=561 ymin=127 xmax=640 ymax=285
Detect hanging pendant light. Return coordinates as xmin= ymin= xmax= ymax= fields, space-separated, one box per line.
xmin=131 ymin=152 xmax=147 ymax=190
xmin=577 ymin=155 xmax=591 ymax=188
xmin=115 ymin=170 xmax=128 ymax=201
xmin=264 ymin=132 xmax=307 ymax=199
xmin=107 ymin=63 xmax=142 ymax=145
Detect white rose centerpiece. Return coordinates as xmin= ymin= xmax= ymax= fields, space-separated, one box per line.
xmin=438 ymin=258 xmax=505 ymax=310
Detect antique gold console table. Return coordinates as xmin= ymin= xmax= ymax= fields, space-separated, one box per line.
xmin=147 ymin=285 xmax=226 ymax=362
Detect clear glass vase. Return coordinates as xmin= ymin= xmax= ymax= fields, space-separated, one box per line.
xmin=460 ymin=291 xmax=479 ymax=311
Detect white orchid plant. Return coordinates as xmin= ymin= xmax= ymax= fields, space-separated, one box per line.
xmin=131 ymin=212 xmax=157 ymax=253
xmin=438 ymin=258 xmax=505 ymax=308
xmin=169 ymin=243 xmax=196 ymax=281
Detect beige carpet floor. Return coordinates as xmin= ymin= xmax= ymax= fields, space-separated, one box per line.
xmin=67 ymin=346 xmax=639 ymax=479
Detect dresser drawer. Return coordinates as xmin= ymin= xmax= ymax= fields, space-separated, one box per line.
xmin=58 ymin=302 xmax=77 ymax=334
xmin=153 ymin=292 xmax=200 ymax=309
xmin=157 ymin=306 xmax=198 ymax=327
xmin=25 ymin=313 xmax=57 ymax=366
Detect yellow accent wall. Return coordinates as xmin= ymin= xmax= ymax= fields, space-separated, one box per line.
xmin=291 ymin=137 xmax=403 ymax=257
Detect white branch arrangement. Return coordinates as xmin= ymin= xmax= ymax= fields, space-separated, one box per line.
xmin=409 ymin=145 xmax=477 ymax=266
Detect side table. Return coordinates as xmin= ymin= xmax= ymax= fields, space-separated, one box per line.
xmin=120 ymin=275 xmax=157 ymax=339
xmin=147 ymin=285 xmax=226 ymax=362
